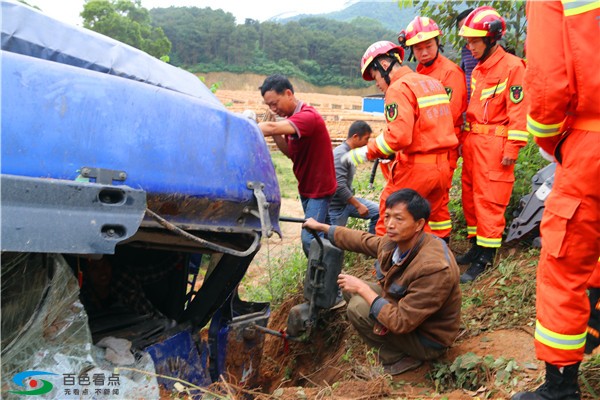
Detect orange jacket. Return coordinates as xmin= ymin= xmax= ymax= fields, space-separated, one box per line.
xmin=525 ymin=1 xmax=600 ymax=154
xmin=465 ymin=47 xmax=528 ymax=159
xmin=367 ymin=66 xmax=458 ymax=159
xmin=417 ymin=54 xmax=468 ymax=138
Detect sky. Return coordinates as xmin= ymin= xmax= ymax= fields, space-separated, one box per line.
xmin=25 ymin=0 xmax=355 ymax=27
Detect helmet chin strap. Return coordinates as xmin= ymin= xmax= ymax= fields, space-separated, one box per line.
xmin=423 ymin=48 xmax=439 ymax=67
xmin=373 ymin=58 xmax=399 ymax=86
xmin=480 ymin=37 xmax=497 ymax=62
xmin=422 ymin=38 xmax=441 ymax=67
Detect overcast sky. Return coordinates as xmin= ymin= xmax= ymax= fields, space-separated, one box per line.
xmin=25 ymin=0 xmax=355 ymax=27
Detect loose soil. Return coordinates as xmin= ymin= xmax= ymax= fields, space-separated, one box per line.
xmin=239 ymin=200 xmax=542 ymax=400
xmin=201 ymin=88 xmax=600 ymax=399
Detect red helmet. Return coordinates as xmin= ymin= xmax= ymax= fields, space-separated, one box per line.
xmin=400 ymin=16 xmax=442 ymax=47
xmin=360 ymin=41 xmax=404 ymax=81
xmin=458 ymin=6 xmax=506 ymax=40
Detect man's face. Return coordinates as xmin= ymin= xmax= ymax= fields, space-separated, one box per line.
xmin=413 ymin=38 xmax=438 ymax=65
xmin=384 ymin=202 xmax=423 ymax=244
xmin=465 ymin=37 xmax=486 ymax=60
xmin=355 ymin=132 xmax=371 ymax=147
xmin=263 ymin=89 xmax=294 ymax=118
xmin=370 ymin=68 xmax=389 ymax=93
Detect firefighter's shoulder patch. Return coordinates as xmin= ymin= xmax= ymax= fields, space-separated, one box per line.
xmin=445 ymin=86 xmax=453 ymax=100
xmin=509 ymin=85 xmax=524 ymax=104
xmin=385 ymin=102 xmax=398 ymax=122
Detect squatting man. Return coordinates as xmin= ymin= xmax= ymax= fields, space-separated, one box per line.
xmin=303 ymin=188 xmax=461 ymax=375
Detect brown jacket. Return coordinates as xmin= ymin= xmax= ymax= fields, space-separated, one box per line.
xmin=330 ymin=226 xmax=461 ymax=348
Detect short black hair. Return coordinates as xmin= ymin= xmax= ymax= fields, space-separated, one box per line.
xmin=348 ymin=120 xmax=372 ymax=139
xmin=385 ymin=188 xmax=430 ymax=221
xmin=259 ymin=74 xmax=294 ymax=96
xmin=456 ymin=8 xmax=474 ymax=28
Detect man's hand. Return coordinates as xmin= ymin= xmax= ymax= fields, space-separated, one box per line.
xmin=356 ymin=202 xmax=369 ymax=218
xmin=337 ymin=274 xmax=368 ymax=294
xmin=501 ymin=156 xmax=516 ymax=166
xmin=241 ymin=109 xmax=257 ymax=121
xmin=303 ymin=218 xmax=329 ymax=234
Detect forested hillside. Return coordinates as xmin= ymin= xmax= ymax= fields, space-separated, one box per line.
xmin=82 ymin=0 xmax=525 ymax=89
xmin=280 ymin=0 xmax=418 ymax=31
xmin=148 ymin=7 xmax=399 ymax=88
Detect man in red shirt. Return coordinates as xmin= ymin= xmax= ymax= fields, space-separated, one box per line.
xmin=258 ymin=74 xmax=337 ymax=256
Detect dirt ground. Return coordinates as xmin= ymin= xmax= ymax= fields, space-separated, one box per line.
xmin=243 ymin=200 xmax=539 ymax=400
xmin=205 ymin=89 xmax=599 ymax=399
xmin=214 ymin=89 xmax=388 ymax=149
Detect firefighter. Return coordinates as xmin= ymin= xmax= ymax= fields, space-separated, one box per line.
xmin=512 ymin=2 xmax=600 ymax=398
xmin=399 ymin=16 xmax=468 ymax=239
xmin=344 ymin=41 xmax=457 ymax=239
xmin=456 ymin=6 xmax=528 ymax=283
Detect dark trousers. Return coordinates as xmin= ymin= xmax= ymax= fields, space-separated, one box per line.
xmin=345 ymin=282 xmax=446 ymax=364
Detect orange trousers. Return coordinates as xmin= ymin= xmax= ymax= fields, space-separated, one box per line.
xmin=534 ymin=128 xmax=600 ymax=366
xmin=376 ymin=153 xmax=451 ymax=237
xmin=461 ymin=133 xmax=514 ymax=247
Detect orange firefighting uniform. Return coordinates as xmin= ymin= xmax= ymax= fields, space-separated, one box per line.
xmin=417 ymin=54 xmax=468 ymax=237
xmin=461 ymin=46 xmax=528 ymax=248
xmin=366 ymin=66 xmax=458 ymax=236
xmin=525 ymin=0 xmax=600 ymax=367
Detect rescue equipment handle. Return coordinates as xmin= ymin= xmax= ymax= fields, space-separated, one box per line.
xmin=279 ymin=216 xmax=323 ymax=250
xmin=145 ymin=208 xmax=260 ymax=257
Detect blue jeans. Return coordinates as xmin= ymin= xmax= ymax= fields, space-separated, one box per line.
xmin=300 ymin=195 xmax=331 ymax=257
xmin=329 ymin=197 xmax=379 ymax=234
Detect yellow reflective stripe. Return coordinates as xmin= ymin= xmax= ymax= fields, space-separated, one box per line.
xmin=535 ymin=319 xmax=587 ymax=350
xmin=350 ymin=149 xmax=366 ymax=165
xmin=477 ymin=236 xmax=501 ymax=248
xmin=467 ymin=226 xmax=477 ymax=235
xmin=460 ymin=24 xmax=487 ymax=37
xmin=480 ymin=79 xmax=508 ymax=100
xmin=507 ymin=130 xmax=529 ymax=142
xmin=562 ymin=0 xmax=600 ymax=16
xmin=417 ymin=94 xmax=450 ymax=109
xmin=527 ymin=115 xmax=563 ymax=138
xmin=473 ymin=8 xmax=502 ymax=22
xmin=429 ymin=220 xmax=452 ymax=230
xmin=375 ymin=135 xmax=394 ymax=156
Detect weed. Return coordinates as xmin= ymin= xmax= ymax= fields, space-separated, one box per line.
xmin=581 ymin=354 xmax=600 ymax=398
xmin=428 ymin=352 xmax=521 ymax=396
xmin=270 ymin=152 xmax=298 ymax=199
xmin=241 ymin=248 xmax=307 ymax=305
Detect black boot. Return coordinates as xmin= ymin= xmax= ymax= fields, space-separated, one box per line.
xmin=460 ymin=247 xmax=496 ymax=283
xmin=585 ymin=287 xmax=600 ymax=354
xmin=455 ymin=237 xmax=481 ymax=265
xmin=512 ymin=362 xmax=581 ymax=400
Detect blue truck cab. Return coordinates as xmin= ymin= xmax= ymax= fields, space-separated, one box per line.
xmin=1 ymin=0 xmax=280 ymax=396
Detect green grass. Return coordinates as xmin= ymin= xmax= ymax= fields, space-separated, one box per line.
xmin=241 ymin=247 xmax=307 ymax=305
xmin=270 ymin=151 xmax=298 ymax=199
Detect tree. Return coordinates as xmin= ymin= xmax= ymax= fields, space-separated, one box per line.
xmin=81 ymin=0 xmax=171 ymax=59
xmin=403 ymin=0 xmax=526 ymax=59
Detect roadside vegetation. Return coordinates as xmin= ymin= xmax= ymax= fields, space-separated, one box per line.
xmin=239 ymin=150 xmax=600 ymax=399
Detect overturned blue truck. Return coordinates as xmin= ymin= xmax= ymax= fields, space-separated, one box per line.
xmin=1 ymin=0 xmax=281 ymax=397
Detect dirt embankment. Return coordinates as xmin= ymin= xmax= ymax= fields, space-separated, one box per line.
xmin=213 ymin=86 xmax=388 ymax=149
xmin=211 ymin=89 xmax=599 ymax=399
